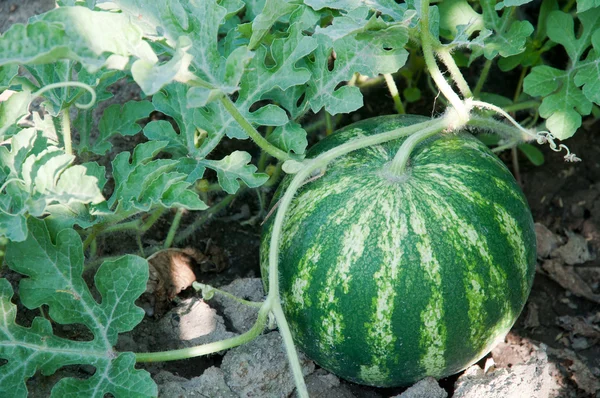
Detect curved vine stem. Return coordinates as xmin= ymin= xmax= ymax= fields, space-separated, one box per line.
xmin=219 ymin=96 xmax=291 ymax=162
xmin=32 ymin=81 xmax=97 ymax=109
xmin=436 ymin=47 xmax=473 ymax=99
xmin=419 ymin=0 xmax=470 ymax=124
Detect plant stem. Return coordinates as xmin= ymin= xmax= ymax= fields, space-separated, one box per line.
xmin=419 ymin=0 xmax=469 ymax=123
xmin=219 ymin=96 xmax=291 ymax=162
xmin=164 ymin=208 xmax=185 ymax=249
xmin=60 ymin=109 xmax=73 ymax=155
xmin=512 ymin=66 xmax=529 ymax=103
xmin=325 ymin=112 xmax=333 ymax=135
xmin=174 ymin=194 xmax=238 ymax=245
xmin=272 ymin=300 xmax=308 ymax=398
xmin=135 ymin=303 xmax=270 ymax=362
xmin=502 ymin=100 xmax=540 ymax=113
xmin=192 ymin=282 xmax=263 ymax=308
xmin=140 ymin=207 xmax=167 ymax=232
xmin=383 ymin=73 xmax=405 ymax=114
xmin=436 ymin=48 xmax=473 ymax=99
xmin=388 ymin=118 xmax=448 ymax=176
xmin=473 ymin=59 xmax=492 ymax=98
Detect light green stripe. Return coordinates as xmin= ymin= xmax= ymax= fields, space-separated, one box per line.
xmin=406 ymin=196 xmax=446 ymax=375
xmin=361 ymin=187 xmax=408 ymax=382
xmin=414 ymin=184 xmax=495 ymax=348
xmin=318 ymin=193 xmax=379 ymax=349
xmin=281 ymin=175 xmax=355 ymax=251
xmin=494 ymin=204 xmax=529 ymax=299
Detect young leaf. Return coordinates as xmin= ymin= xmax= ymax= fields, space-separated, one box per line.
xmin=1 ymin=218 xmax=156 ymax=398
xmin=249 ymin=0 xmax=300 ymax=49
xmin=0 ymin=129 xmax=105 ymax=241
xmin=142 ymin=120 xmax=188 ymax=156
xmin=304 ymin=0 xmax=408 ymax=20
xmin=0 ymin=7 xmax=157 ymax=72
xmin=200 ymin=151 xmax=269 ymax=194
xmin=523 ymin=9 xmax=600 ymax=139
xmin=267 ymin=121 xmax=308 ymax=155
xmin=307 ymin=10 xmax=410 ymax=114
xmin=518 ymin=143 xmax=544 ymax=166
xmin=107 ymin=141 xmax=207 ymax=212
xmin=0 ymin=65 xmax=18 ymax=90
xmin=469 ymin=0 xmax=534 ymax=61
xmin=93 ymin=100 xmax=154 ymax=154
xmin=0 ymin=90 xmax=31 ymax=139
xmin=577 ymin=0 xmax=600 ymax=12
xmin=114 ymin=0 xmax=253 ymax=95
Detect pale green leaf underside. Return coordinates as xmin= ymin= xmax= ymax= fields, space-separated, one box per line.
xmin=0 ymin=129 xmax=105 ymax=241
xmin=0 ymin=7 xmax=157 ymax=72
xmin=200 ymin=151 xmax=269 ymax=194
xmin=1 ymin=218 xmax=156 ymax=397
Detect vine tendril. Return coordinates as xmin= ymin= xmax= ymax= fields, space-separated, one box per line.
xmin=469 ymin=99 xmax=581 ymax=162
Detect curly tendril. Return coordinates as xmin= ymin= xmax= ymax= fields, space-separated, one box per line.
xmin=468 ymin=99 xmax=581 ymax=162
xmin=32 ymin=81 xmax=97 ymax=109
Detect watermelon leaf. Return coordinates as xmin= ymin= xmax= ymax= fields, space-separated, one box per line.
xmin=1 ymin=218 xmax=156 ymax=398
xmin=523 ymin=9 xmax=600 ymax=139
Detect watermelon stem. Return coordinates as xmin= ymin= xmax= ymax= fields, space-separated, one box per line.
xmin=387 ymin=116 xmax=449 ymax=176
xmin=419 ymin=0 xmax=470 ymax=125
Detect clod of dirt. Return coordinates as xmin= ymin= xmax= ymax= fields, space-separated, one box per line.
xmin=305 ymin=369 xmax=356 ymax=398
xmin=154 ymin=367 xmax=237 ymax=398
xmin=541 ymin=258 xmax=600 ymax=304
xmin=221 ymin=331 xmax=315 ymax=397
xmin=392 ymin=377 xmax=447 ymax=398
xmin=552 ymin=231 xmax=596 ymax=265
xmin=453 ymin=345 xmax=561 ymax=398
xmin=545 ymin=346 xmax=600 ymax=395
xmin=209 ymin=278 xmax=264 ymax=333
xmin=155 ymin=297 xmax=237 ymax=350
xmin=523 ymin=302 xmax=541 ymax=329
xmin=535 ymin=223 xmax=561 ymax=259
xmin=557 ymin=314 xmax=600 ymax=349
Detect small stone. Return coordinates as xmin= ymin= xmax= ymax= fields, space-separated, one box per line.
xmin=305 ymin=369 xmax=356 ymax=398
xmin=453 ymin=346 xmax=560 ymax=398
xmin=552 ymin=231 xmax=595 ymax=265
xmin=535 ymin=223 xmax=560 ymax=259
xmin=154 ymin=368 xmax=237 ymax=398
xmin=392 ymin=377 xmax=447 ymax=398
xmin=221 ymin=331 xmax=315 ymax=397
xmin=210 ymin=278 xmax=264 ymax=333
xmin=155 ymin=297 xmax=237 ymax=350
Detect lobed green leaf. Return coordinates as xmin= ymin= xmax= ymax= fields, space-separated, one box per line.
xmin=1 ymin=218 xmax=156 ymax=397
xmin=523 ymin=9 xmax=600 ymax=139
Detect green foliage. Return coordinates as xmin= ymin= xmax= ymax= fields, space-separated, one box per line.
xmin=0 ymin=0 xmax=598 ymax=395
xmin=1 ymin=218 xmax=155 ymax=397
xmin=523 ymin=8 xmax=600 ymax=139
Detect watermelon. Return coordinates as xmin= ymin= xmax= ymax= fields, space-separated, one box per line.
xmin=260 ymin=115 xmax=536 ymax=387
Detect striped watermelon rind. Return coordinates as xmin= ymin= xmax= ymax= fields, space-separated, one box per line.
xmin=260 ymin=115 xmax=536 ymax=387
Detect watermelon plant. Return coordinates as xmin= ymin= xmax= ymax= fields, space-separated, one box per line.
xmin=0 ymin=0 xmax=595 ymax=397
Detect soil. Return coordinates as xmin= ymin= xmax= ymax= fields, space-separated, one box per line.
xmin=2 ymin=2 xmax=600 ymax=397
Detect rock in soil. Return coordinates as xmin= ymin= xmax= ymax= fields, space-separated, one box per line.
xmin=453 ymin=344 xmax=561 ymax=398
xmin=155 ymin=367 xmax=237 ymax=398
xmin=305 ymin=369 xmax=356 ymax=398
xmin=392 ymin=377 xmax=447 ymax=398
xmin=221 ymin=331 xmax=315 ymax=397
xmin=156 ymin=297 xmax=237 ymax=350
xmin=209 ymin=278 xmax=264 ymax=333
